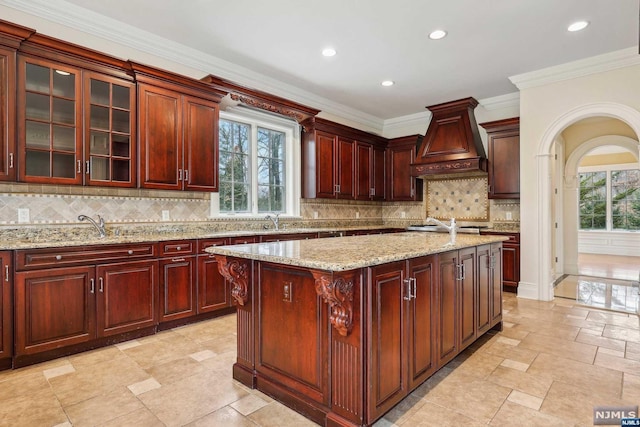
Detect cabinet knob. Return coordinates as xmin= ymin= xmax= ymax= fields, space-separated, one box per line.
xmin=55 ymin=255 xmax=62 ymax=260
xmin=128 ymin=250 xmax=134 ymax=255
xmin=176 ymin=246 xmax=181 ymax=251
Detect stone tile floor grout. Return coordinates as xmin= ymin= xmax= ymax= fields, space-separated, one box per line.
xmin=2 ymin=286 xmax=640 ymax=426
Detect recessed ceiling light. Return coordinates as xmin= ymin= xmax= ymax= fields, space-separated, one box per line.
xmin=322 ymin=48 xmax=336 ymax=57
xmin=429 ymin=30 xmax=447 ymax=40
xmin=567 ymin=21 xmax=589 ymax=32
xmin=381 ymin=80 xmax=394 ymax=87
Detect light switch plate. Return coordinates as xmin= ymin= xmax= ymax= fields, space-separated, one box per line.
xmin=18 ymin=208 xmax=30 ymax=223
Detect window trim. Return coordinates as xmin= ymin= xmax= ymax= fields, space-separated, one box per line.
xmin=211 ymin=106 xmax=301 ymax=218
xmin=578 ymin=163 xmax=639 ymax=232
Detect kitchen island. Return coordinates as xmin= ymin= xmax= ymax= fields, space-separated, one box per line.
xmin=207 ymin=232 xmax=507 ymax=427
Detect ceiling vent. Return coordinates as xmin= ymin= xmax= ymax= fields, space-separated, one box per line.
xmin=411 ymin=97 xmax=487 ymax=176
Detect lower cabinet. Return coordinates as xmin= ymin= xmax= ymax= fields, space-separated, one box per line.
xmin=158 ymin=240 xmax=197 ymax=323
xmin=477 ymin=243 xmax=503 ymax=335
xmin=437 ymin=247 xmax=476 ymax=367
xmin=0 ymin=252 xmax=13 ymax=369
xmin=15 ymin=259 xmax=158 ymax=356
xmin=368 ymin=255 xmax=437 ymax=420
xmin=197 ymin=238 xmax=232 ymax=313
xmin=481 ymin=231 xmax=519 ymax=293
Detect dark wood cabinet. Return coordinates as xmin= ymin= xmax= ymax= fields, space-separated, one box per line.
xmin=259 ymin=233 xmax=316 ymax=242
xmin=133 ymin=63 xmax=224 ymax=192
xmin=368 ymin=255 xmax=437 ymax=420
xmin=480 ymin=118 xmax=520 ymax=199
xmin=16 ymin=34 xmax=136 ymax=186
xmin=197 ymin=238 xmax=231 ymax=314
xmin=476 ymin=243 xmax=503 ymax=336
xmin=158 ymin=240 xmax=196 ymax=323
xmin=302 ymin=117 xmax=387 ymax=200
xmin=387 ymin=135 xmax=423 ymax=201
xmin=14 ymin=243 xmax=158 ymax=363
xmin=481 ymin=231 xmax=519 ymax=293
xmin=96 ymin=260 xmax=158 ymax=336
xmin=15 ymin=266 xmax=96 ymax=355
xmin=437 ymin=247 xmax=477 ymax=366
xmin=0 ymin=252 xmax=13 ymax=369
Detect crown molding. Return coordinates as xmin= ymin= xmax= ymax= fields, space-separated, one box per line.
xmin=509 ymin=47 xmax=640 ymax=90
xmin=382 ymin=111 xmax=430 ymax=137
xmin=1 ymin=0 xmax=385 ymax=132
xmin=478 ymin=92 xmax=520 ymax=111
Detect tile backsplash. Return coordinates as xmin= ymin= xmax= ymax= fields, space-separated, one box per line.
xmin=427 ymin=177 xmax=488 ymax=220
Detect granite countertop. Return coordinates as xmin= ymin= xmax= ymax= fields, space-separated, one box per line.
xmin=0 ymin=225 xmax=395 ymax=251
xmin=205 ymin=232 xmax=508 ymax=272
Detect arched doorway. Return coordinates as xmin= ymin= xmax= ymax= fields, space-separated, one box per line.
xmin=535 ymin=103 xmax=640 ymax=301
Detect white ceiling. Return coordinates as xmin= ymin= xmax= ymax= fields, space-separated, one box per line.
xmin=8 ymin=0 xmax=640 ymax=121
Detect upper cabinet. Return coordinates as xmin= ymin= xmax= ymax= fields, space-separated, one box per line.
xmin=132 ymin=63 xmax=225 ymax=191
xmin=480 ymin=117 xmax=520 ymax=199
xmin=16 ymin=34 xmax=136 ymax=186
xmin=387 ymin=135 xmax=423 ymax=201
xmin=302 ymin=117 xmax=387 ymax=200
xmin=0 ymin=21 xmax=34 ymax=182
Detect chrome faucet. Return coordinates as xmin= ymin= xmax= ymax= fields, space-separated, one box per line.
xmin=265 ymin=213 xmax=281 ymax=230
xmin=78 ymin=214 xmax=107 ymax=238
xmin=426 ymin=217 xmax=457 ymax=245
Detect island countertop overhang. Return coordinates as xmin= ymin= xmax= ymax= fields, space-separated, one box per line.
xmin=205 ymin=231 xmax=508 ymax=272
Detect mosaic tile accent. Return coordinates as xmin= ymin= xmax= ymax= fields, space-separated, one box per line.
xmin=427 ymin=177 xmax=488 ymax=220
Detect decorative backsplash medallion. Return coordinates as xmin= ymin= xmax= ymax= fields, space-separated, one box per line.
xmin=427 ymin=177 xmax=488 ymax=220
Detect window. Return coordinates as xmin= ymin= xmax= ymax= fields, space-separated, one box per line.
xmin=215 ymin=107 xmax=299 ymax=216
xmin=579 ymin=166 xmax=640 ymax=231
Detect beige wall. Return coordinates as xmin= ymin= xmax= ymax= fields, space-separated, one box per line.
xmin=519 ymin=63 xmax=640 ymax=300
xmin=579 ymin=152 xmax=637 ymax=166
xmin=562 ymin=118 xmax=636 ymax=158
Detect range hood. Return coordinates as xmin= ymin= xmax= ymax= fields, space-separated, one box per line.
xmin=410 ymin=97 xmax=487 ymax=176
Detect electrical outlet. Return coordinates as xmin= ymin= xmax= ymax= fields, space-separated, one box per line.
xmin=506 ymin=212 xmax=513 ymax=220
xmin=401 ymin=211 xmax=406 ymax=218
xmin=355 ymin=212 xmax=360 ymax=219
xmin=162 ymin=210 xmax=170 ymax=221
xmin=18 ymin=208 xmax=30 ymax=223
xmin=313 ymin=211 xmax=319 ymax=219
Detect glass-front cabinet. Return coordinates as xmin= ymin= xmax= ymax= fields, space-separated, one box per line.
xmin=19 ymin=57 xmax=82 ymax=184
xmin=84 ymin=72 xmax=135 ymax=187
xmin=18 ymin=56 xmax=135 ymax=187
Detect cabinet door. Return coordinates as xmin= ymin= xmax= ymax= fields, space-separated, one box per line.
xmin=355 ymin=142 xmax=372 ymax=200
xmin=459 ymin=247 xmax=477 ymax=350
xmin=372 ymin=145 xmax=386 ymax=200
xmin=315 ymin=131 xmax=337 ymax=198
xmin=368 ymin=261 xmax=407 ymax=420
xmin=491 ymin=243 xmax=503 ymax=325
xmin=336 ymin=136 xmax=355 ymax=199
xmin=18 ymin=56 xmax=83 ymax=184
xmin=96 ymin=260 xmax=158 ymax=337
xmin=388 ymin=144 xmax=418 ymax=201
xmin=407 ymin=256 xmax=437 ymax=388
xmin=488 ymin=129 xmax=520 ymax=199
xmin=15 ymin=266 xmax=96 ymax=355
xmin=197 ymin=254 xmax=231 ymax=313
xmin=0 ymin=252 xmax=12 ymax=364
xmin=183 ymin=95 xmax=219 ymax=191
xmin=84 ymin=72 xmax=136 ymax=187
xmin=502 ymin=243 xmax=520 ymax=292
xmin=0 ymin=46 xmax=16 ymax=181
xmin=476 ymin=245 xmax=492 ymax=335
xmin=437 ymin=251 xmax=457 ymax=366
xmin=159 ymin=256 xmax=196 ymax=322
xmin=138 ymin=83 xmax=182 ymax=190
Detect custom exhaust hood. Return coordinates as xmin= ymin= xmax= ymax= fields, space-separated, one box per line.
xmin=410 ymin=97 xmax=487 ymax=176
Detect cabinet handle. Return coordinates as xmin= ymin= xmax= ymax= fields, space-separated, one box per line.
xmin=178 ymin=169 xmax=183 ymax=181
xmin=176 ymin=246 xmax=182 ymax=251
xmin=184 ymin=169 xmax=189 ymax=182
xmin=411 ymin=277 xmax=417 ymax=299
xmin=85 ymin=160 xmax=90 ymax=175
xmin=171 ymin=257 xmax=186 ymax=262
xmin=90 ymin=278 xmax=95 ymax=294
xmin=8 ymin=153 xmax=13 ymax=169
xmin=455 ymin=264 xmax=461 ymax=281
xmin=99 ymin=277 xmax=104 ymax=293
xmin=460 ymin=263 xmax=466 ymax=280
xmin=55 ymin=255 xmax=62 ymax=261
xmin=336 ymin=184 xmax=341 ymax=193
xmin=77 ymin=160 xmax=82 ymax=174
xmin=127 ymin=250 xmax=133 ymax=255
xmin=403 ymin=278 xmax=411 ymax=301
xmin=4 ymin=265 xmax=8 ymax=282
xmin=370 ymin=187 xmax=375 ymax=197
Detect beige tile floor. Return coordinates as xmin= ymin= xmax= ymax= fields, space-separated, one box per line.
xmin=2 ymin=293 xmax=640 ymax=426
